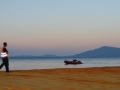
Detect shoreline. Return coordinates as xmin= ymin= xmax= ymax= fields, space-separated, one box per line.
xmin=1 ymin=65 xmax=120 ymax=71
xmin=0 ymin=66 xmax=120 ymax=90
xmin=11 ymin=65 xmax=120 ymax=71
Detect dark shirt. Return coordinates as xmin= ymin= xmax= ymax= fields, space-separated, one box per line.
xmin=3 ymin=47 xmax=8 ymax=54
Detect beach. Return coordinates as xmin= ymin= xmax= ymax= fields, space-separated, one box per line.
xmin=0 ymin=66 xmax=120 ymax=90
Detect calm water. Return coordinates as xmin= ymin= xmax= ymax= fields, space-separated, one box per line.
xmin=0 ymin=58 xmax=120 ymax=70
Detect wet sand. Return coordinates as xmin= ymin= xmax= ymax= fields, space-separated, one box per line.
xmin=0 ymin=66 xmax=120 ymax=90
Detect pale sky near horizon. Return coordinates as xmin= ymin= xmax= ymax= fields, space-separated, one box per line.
xmin=0 ymin=0 xmax=120 ymax=56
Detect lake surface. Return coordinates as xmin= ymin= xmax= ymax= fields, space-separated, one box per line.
xmin=0 ymin=58 xmax=120 ymax=70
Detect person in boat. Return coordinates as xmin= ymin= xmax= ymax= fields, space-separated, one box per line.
xmin=0 ymin=42 xmax=10 ymax=72
xmin=73 ymin=59 xmax=82 ymax=64
xmin=73 ymin=59 xmax=77 ymax=62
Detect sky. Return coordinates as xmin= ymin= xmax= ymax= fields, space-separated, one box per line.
xmin=0 ymin=0 xmax=120 ymax=56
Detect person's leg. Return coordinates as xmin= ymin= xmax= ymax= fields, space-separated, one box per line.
xmin=0 ymin=59 xmax=5 ymax=69
xmin=4 ymin=58 xmax=9 ymax=72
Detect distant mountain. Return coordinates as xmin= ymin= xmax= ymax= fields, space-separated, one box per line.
xmin=9 ymin=54 xmax=59 ymax=59
xmin=41 ymin=54 xmax=58 ymax=57
xmin=75 ymin=46 xmax=120 ymax=58
xmin=9 ymin=46 xmax=120 ymax=58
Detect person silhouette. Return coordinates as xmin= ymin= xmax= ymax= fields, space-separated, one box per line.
xmin=0 ymin=42 xmax=9 ymax=72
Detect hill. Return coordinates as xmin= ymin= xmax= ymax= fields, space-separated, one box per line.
xmin=75 ymin=46 xmax=120 ymax=58
xmin=9 ymin=46 xmax=120 ymax=58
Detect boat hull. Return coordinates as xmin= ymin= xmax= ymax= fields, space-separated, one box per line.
xmin=64 ymin=60 xmax=82 ymax=64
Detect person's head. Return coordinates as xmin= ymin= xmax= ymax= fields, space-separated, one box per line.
xmin=3 ymin=42 xmax=7 ymax=47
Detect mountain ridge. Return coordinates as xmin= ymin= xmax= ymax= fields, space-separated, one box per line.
xmin=9 ymin=46 xmax=120 ymax=58
xmin=75 ymin=46 xmax=120 ymax=58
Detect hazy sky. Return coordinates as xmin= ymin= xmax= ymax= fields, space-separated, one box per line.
xmin=0 ymin=0 xmax=120 ymax=56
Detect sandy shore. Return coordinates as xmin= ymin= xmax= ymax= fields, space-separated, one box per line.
xmin=0 ymin=66 xmax=120 ymax=90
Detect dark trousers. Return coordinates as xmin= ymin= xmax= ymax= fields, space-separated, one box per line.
xmin=0 ymin=57 xmax=9 ymax=72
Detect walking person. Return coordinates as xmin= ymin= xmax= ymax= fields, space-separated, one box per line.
xmin=0 ymin=42 xmax=9 ymax=72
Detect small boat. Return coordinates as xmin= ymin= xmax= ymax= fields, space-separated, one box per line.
xmin=64 ymin=59 xmax=82 ymax=64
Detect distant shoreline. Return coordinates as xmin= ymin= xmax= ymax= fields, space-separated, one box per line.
xmin=7 ymin=56 xmax=120 ymax=59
